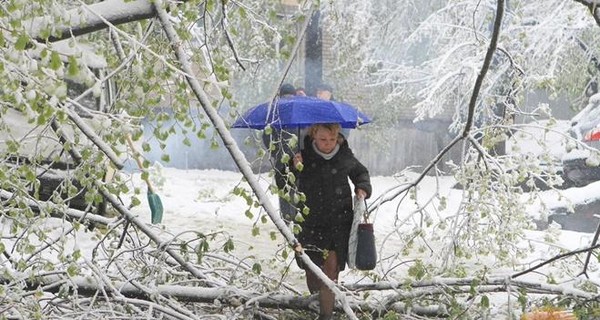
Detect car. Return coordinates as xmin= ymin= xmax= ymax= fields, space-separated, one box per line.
xmin=562 ymin=93 xmax=600 ymax=187
xmin=1 ymin=40 xmax=115 ymax=216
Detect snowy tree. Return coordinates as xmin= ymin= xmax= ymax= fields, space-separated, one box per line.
xmin=323 ymin=0 xmax=600 ymax=317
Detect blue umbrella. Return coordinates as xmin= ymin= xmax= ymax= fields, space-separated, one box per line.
xmin=231 ymin=96 xmax=371 ymax=129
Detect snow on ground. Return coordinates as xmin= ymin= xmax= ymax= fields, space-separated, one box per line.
xmin=114 ymin=120 xmax=600 ymax=316
xmin=125 ymin=163 xmax=600 ymax=289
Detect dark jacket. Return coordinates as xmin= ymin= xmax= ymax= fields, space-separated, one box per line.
xmin=262 ymin=129 xmax=297 ymax=161
xmin=280 ymin=135 xmax=372 ymax=229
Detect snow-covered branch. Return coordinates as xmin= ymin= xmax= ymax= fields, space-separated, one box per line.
xmin=26 ymin=0 xmax=156 ymax=42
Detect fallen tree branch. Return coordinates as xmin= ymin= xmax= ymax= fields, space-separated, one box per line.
xmin=512 ymin=243 xmax=600 ymax=279
xmin=60 ymin=104 xmax=125 ymax=170
xmin=48 ymin=118 xmax=225 ymax=288
xmin=27 ymin=0 xmax=157 ymax=42
xmin=11 ymin=272 xmax=594 ymax=318
xmin=344 ymin=276 xmax=595 ymax=300
xmin=0 ymin=189 xmax=115 ymax=227
xmin=150 ymin=2 xmax=364 ymax=320
xmin=6 ymin=273 xmax=446 ymax=316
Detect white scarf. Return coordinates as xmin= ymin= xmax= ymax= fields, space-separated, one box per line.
xmin=312 ymin=141 xmax=340 ymax=160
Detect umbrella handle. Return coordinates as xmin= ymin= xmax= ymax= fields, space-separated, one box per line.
xmin=125 ymin=135 xmax=156 ymax=194
xmin=297 ymin=127 xmax=301 ymax=153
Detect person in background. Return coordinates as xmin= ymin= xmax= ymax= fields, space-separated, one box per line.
xmin=264 ymin=83 xmax=299 ymax=221
xmin=315 ymin=83 xmax=351 ymax=138
xmin=296 ymin=87 xmax=307 ymax=96
xmin=280 ymin=123 xmax=372 ymax=320
xmin=279 ymin=83 xmax=296 ymax=97
xmin=315 ymin=83 xmax=334 ymax=101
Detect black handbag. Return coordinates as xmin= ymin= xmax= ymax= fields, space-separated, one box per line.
xmin=355 ymin=222 xmax=377 ymax=270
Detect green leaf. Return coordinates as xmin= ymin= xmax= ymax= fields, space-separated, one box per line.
xmin=73 ymin=250 xmax=81 ymax=261
xmin=302 ymin=207 xmax=310 ymax=216
xmin=15 ymin=34 xmax=28 ymax=50
xmin=67 ymin=263 xmax=79 ymax=276
xmin=264 ymin=126 xmax=272 ymax=135
xmin=407 ymin=260 xmax=426 ymax=280
xmin=130 ymin=196 xmax=141 ymax=207
xmin=6 ymin=140 xmax=19 ymax=153
xmin=67 ymin=56 xmax=79 ymax=77
xmin=223 ymin=239 xmax=234 ymax=253
xmin=199 ymin=239 xmax=209 ymax=252
xmin=50 ymin=51 xmax=62 ymax=70
xmin=206 ymin=0 xmax=215 ymax=12
xmin=280 ymin=153 xmax=290 ymax=164
xmin=252 ymin=263 xmax=262 ymax=274
xmin=480 ymin=295 xmax=489 ymax=308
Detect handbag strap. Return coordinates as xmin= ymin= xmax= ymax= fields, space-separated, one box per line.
xmin=361 ymin=198 xmax=370 ymax=223
xmin=354 ymin=196 xmax=371 ymax=223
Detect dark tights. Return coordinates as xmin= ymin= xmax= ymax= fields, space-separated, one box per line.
xmin=305 ymin=251 xmax=340 ymax=319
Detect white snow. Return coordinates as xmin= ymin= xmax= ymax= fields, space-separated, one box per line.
xmin=110 ymin=117 xmax=600 ymax=317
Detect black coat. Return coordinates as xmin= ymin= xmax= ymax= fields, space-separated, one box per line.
xmin=276 ymin=135 xmax=371 ymax=269
xmin=293 ymin=135 xmax=372 ymax=228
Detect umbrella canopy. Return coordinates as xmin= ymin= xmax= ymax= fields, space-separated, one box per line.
xmin=231 ymin=96 xmax=371 ymax=129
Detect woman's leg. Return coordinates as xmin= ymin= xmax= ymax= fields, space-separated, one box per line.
xmin=305 ymin=269 xmax=320 ymax=294
xmin=318 ymin=251 xmax=339 ymax=318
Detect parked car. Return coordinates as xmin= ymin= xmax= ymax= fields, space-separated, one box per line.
xmin=1 ymin=40 xmax=115 ymax=215
xmin=562 ymin=93 xmax=600 ymax=187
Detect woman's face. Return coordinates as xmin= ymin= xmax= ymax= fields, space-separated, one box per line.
xmin=313 ymin=128 xmax=338 ymax=154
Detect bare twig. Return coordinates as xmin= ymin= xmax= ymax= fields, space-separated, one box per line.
xmin=512 ymin=243 xmax=600 ymax=279
xmin=220 ymin=1 xmax=246 ymax=71
xmin=580 ymin=217 xmax=600 ymax=277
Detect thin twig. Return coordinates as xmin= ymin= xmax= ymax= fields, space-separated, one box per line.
xmin=220 ymin=1 xmax=245 ymax=71
xmin=512 ymin=243 xmax=600 ymax=279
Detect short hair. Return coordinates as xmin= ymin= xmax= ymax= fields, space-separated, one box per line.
xmin=308 ymin=123 xmax=341 ymax=138
xmin=279 ymin=83 xmax=296 ymax=96
xmin=315 ymin=83 xmax=333 ymax=92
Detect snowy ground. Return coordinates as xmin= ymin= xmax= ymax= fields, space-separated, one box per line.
xmin=113 ymin=119 xmax=600 ymax=317
xmin=124 ymin=163 xmax=600 ymax=304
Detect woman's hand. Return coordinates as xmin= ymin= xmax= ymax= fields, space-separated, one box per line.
xmin=293 ymin=153 xmax=303 ymax=167
xmin=355 ymin=188 xmax=367 ymax=199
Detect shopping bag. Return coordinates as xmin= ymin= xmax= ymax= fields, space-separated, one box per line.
xmin=355 ymin=223 xmax=377 ymax=270
xmin=348 ymin=196 xmax=376 ymax=270
xmin=347 ymin=196 xmax=364 ymax=269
